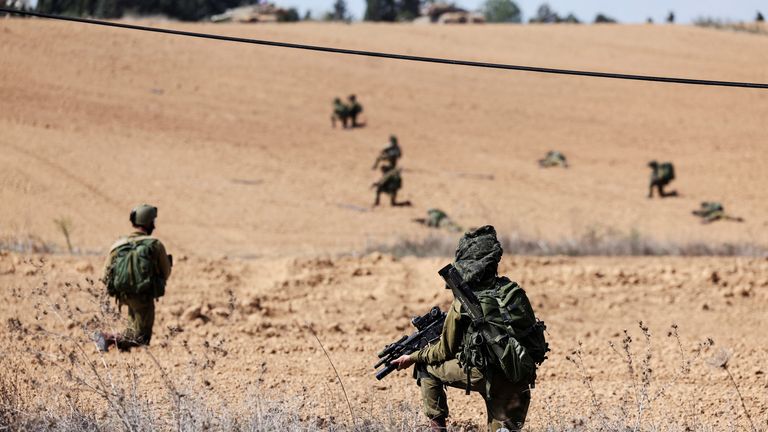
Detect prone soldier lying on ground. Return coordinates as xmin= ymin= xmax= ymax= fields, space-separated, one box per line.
xmin=648 ymin=160 xmax=678 ymax=198
xmin=538 ymin=151 xmax=568 ymax=168
xmin=412 ymin=208 xmax=463 ymax=233
xmin=387 ymin=226 xmax=548 ymax=432
xmin=93 ymin=204 xmax=172 ymax=352
xmin=372 ymin=135 xmax=402 ymax=170
xmin=692 ymin=202 xmax=744 ymax=224
xmin=372 ymin=166 xmax=411 ymax=207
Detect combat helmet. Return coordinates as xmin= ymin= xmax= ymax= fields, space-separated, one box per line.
xmin=130 ymin=204 xmax=158 ymax=230
xmin=454 ymin=225 xmax=502 ymax=286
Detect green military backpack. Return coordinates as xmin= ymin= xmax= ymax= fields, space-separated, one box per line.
xmin=105 ymin=237 xmax=165 ymax=299
xmin=458 ymin=277 xmax=549 ymax=384
xmin=658 ymin=162 xmax=675 ymax=183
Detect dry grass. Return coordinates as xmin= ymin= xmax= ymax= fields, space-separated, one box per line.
xmin=363 ymin=227 xmax=768 ymax=258
xmin=1 ymin=260 xmax=765 ymax=431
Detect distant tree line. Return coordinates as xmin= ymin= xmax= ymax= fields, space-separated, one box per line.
xmin=35 ymin=0 xmax=250 ymax=20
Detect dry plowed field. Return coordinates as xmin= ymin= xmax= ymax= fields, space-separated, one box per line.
xmin=1 ymin=18 xmax=767 ymax=430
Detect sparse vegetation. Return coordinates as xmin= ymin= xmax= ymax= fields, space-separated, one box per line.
xmin=694 ymin=17 xmax=768 ymax=36
xmin=482 ymin=0 xmax=521 ymax=23
xmin=364 ymin=227 xmax=768 ymax=257
xmin=53 ymin=217 xmax=74 ymax=254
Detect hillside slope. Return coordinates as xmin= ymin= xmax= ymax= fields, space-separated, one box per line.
xmin=1 ymin=21 xmax=767 ymax=256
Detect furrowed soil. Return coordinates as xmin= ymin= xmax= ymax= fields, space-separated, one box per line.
xmin=1 ymin=19 xmax=767 ymax=429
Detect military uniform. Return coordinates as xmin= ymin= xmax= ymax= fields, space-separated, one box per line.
xmin=692 ymin=202 xmax=743 ymax=224
xmin=347 ymin=94 xmax=363 ymax=127
xmin=538 ymin=151 xmax=568 ymax=168
xmin=409 ymin=226 xmax=536 ymax=432
xmin=414 ymin=301 xmax=531 ymax=431
xmin=373 ymin=136 xmax=402 ymax=170
xmin=332 ymin=98 xmax=350 ymax=128
xmin=373 ymin=167 xmax=409 ymax=207
xmin=101 ymin=231 xmax=171 ymax=349
xmin=414 ymin=209 xmax=463 ymax=232
xmin=648 ymin=161 xmax=677 ymax=198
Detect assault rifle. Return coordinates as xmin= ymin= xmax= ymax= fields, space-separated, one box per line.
xmin=374 ymin=306 xmax=446 ymax=380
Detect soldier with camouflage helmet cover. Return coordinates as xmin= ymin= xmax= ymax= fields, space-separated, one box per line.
xmin=93 ymin=204 xmax=172 ymax=352
xmin=391 ymin=226 xmax=541 ymax=432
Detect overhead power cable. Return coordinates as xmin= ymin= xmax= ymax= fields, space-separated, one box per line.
xmin=2 ymin=7 xmax=768 ymax=90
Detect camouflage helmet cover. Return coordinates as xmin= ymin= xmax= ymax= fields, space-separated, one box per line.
xmin=130 ymin=204 xmax=158 ymax=228
xmin=454 ymin=225 xmax=503 ymax=286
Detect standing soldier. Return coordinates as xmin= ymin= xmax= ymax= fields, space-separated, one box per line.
xmin=93 ymin=204 xmax=172 ymax=352
xmin=647 ymin=160 xmax=677 ymax=198
xmin=391 ymin=226 xmax=546 ymax=432
xmin=331 ymin=97 xmax=350 ymax=129
xmin=347 ymin=94 xmax=363 ymax=128
xmin=372 ymin=135 xmax=402 ymax=170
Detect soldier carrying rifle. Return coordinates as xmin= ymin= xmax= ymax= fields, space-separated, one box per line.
xmin=383 ymin=226 xmax=548 ymax=432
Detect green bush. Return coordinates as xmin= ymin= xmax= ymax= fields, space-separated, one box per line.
xmin=482 ymin=0 xmax=521 ymax=23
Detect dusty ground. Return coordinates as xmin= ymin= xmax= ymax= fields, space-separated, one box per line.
xmin=1 ymin=252 xmax=767 ymax=428
xmin=1 ymin=20 xmax=768 ymax=256
xmin=0 ymin=18 xmax=767 ymax=430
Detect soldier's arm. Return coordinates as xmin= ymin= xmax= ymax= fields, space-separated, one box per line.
xmin=412 ymin=299 xmax=464 ymax=365
xmin=153 ymin=240 xmax=172 ymax=280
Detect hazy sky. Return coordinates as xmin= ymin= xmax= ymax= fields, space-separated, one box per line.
xmin=289 ymin=0 xmax=766 ymax=23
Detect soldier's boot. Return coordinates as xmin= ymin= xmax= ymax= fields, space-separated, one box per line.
xmin=92 ymin=331 xmax=116 ymax=352
xmin=428 ymin=416 xmax=447 ymax=431
xmin=373 ymin=191 xmax=381 ymax=207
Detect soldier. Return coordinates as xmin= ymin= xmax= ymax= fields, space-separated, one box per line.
xmin=692 ymin=202 xmax=744 ymax=224
xmin=93 ymin=204 xmax=172 ymax=352
xmin=372 ymin=135 xmax=402 ymax=170
xmin=372 ymin=166 xmax=411 ymax=207
xmin=347 ymin=94 xmax=363 ymax=128
xmin=391 ymin=226 xmax=541 ymax=431
xmin=331 ymin=97 xmax=350 ymax=129
xmin=538 ymin=151 xmax=568 ymax=168
xmin=413 ymin=208 xmax=463 ymax=232
xmin=647 ymin=160 xmax=677 ymax=198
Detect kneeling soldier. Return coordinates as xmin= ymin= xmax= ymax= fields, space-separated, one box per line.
xmin=392 ymin=226 xmax=547 ymax=431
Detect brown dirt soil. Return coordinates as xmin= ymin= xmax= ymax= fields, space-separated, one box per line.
xmin=1 ymin=20 xmax=768 ymax=256
xmin=1 ymin=252 xmax=767 ymax=428
xmin=1 ymin=19 xmax=768 ymax=429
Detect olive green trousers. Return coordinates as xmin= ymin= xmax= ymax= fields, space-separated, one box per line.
xmin=419 ymin=359 xmax=530 ymax=432
xmin=119 ymin=295 xmax=155 ymax=349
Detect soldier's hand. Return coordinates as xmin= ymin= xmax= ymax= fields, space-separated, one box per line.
xmin=391 ymin=355 xmax=415 ymax=370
